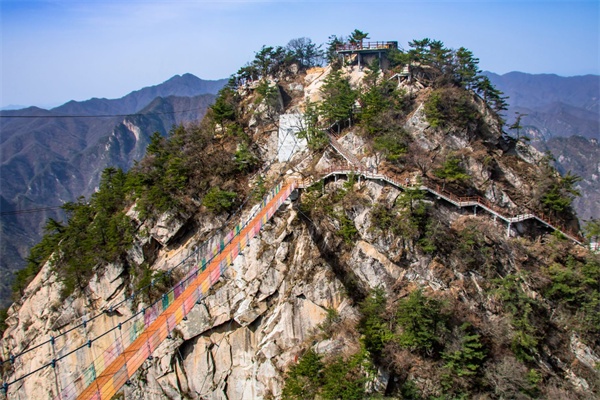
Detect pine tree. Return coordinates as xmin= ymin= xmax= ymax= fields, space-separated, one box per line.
xmin=319 ymin=69 xmax=358 ymax=127
xmin=454 ymin=47 xmax=480 ymax=89
xmin=349 ymin=29 xmax=369 ymax=48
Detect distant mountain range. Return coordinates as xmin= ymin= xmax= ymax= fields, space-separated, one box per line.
xmin=0 ymin=74 xmax=227 ymax=306
xmin=485 ymin=71 xmax=599 ymax=140
xmin=486 ymin=72 xmax=599 ymax=222
xmin=0 ymin=71 xmax=598 ymax=307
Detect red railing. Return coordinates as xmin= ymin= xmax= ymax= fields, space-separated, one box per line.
xmin=65 ymin=181 xmax=297 ymax=400
xmin=336 ymin=41 xmax=398 ymax=52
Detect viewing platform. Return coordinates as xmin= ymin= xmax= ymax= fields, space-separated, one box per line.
xmin=336 ymin=41 xmax=398 ymax=53
xmin=335 ymin=41 xmax=398 ymax=69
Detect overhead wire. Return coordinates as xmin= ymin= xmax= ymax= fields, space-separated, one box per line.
xmin=1 ymin=101 xmax=304 ymax=395
xmin=0 ymin=206 xmax=63 ymax=217
xmin=0 ymin=108 xmax=208 ymax=119
xmin=1 ymin=106 xmax=212 ymax=218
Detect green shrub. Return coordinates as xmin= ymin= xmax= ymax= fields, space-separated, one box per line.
xmin=13 ymin=218 xmax=63 ymax=297
xmin=211 ymin=86 xmax=237 ymax=128
xmin=296 ymin=100 xmax=329 ymax=151
xmin=540 ymin=172 xmax=581 ymax=216
xmin=319 ymin=308 xmax=341 ymax=337
xmin=321 ymin=353 xmax=370 ymax=400
xmin=399 ymin=379 xmax=423 ymax=400
xmin=252 ymin=175 xmax=268 ymax=202
xmin=202 ymin=187 xmax=238 ymax=214
xmin=494 ymin=275 xmax=540 ymax=361
xmin=373 ymin=131 xmax=408 ymax=164
xmin=417 ymin=218 xmax=450 ymax=255
xmin=43 ymin=168 xmax=135 ymax=299
xmin=442 ymin=323 xmax=486 ymax=379
xmin=434 ymin=156 xmax=470 ymax=183
xmin=359 ymin=289 xmax=394 ymax=356
xmin=319 ymin=69 xmax=358 ymax=125
xmin=544 ymin=255 xmax=600 ymax=337
xmin=372 ymin=188 xmax=427 ymax=243
xmin=282 ymin=349 xmax=324 ymax=400
xmin=0 ymin=308 xmax=8 ymax=336
xmin=336 ymin=212 xmax=358 ymax=244
xmin=396 ymin=290 xmax=447 ymax=355
xmin=371 ymin=204 xmax=396 ymax=232
xmin=358 ymin=66 xmax=408 ymax=137
xmin=451 ymin=224 xmax=497 ymax=276
xmin=234 ymin=142 xmax=258 ymax=172
xmin=255 ymin=80 xmax=280 ymax=106
xmin=424 ymin=88 xmax=478 ymax=130
xmin=282 ymin=348 xmax=372 ymax=400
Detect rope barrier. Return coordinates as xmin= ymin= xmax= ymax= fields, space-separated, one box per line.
xmin=1 ymin=115 xmax=305 ymax=398
xmin=0 ymin=114 xmax=302 ymax=372
xmin=1 ymin=124 xmax=585 ymax=399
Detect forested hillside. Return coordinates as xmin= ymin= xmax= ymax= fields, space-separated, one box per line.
xmin=0 ymin=76 xmax=226 ymax=306
xmin=1 ymin=33 xmax=598 ymax=400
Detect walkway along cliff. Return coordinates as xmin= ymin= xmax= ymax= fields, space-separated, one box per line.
xmin=0 ymin=149 xmax=586 ymax=398
xmin=1 ymin=36 xmax=598 ymax=399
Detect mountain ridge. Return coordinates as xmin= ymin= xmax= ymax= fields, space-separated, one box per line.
xmin=51 ymin=73 xmax=226 ymax=116
xmin=2 ymin=41 xmax=598 ymax=399
xmin=485 ymin=71 xmax=599 ymax=112
xmin=0 ymin=75 xmax=227 ymax=306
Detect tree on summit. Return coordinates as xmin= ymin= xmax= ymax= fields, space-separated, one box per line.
xmin=211 ymin=86 xmax=237 ymax=130
xmin=453 ymin=47 xmax=480 ymax=89
xmin=326 ymin=35 xmax=345 ymax=68
xmin=349 ymin=29 xmax=369 ymax=48
xmin=474 ymin=75 xmax=508 ymax=115
xmin=286 ymin=37 xmax=324 ymax=69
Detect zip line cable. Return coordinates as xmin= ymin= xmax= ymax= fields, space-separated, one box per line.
xmin=0 ymin=117 xmax=300 ymax=375
xmin=0 ymin=108 xmax=207 ymax=119
xmin=0 ymin=206 xmax=63 ymax=217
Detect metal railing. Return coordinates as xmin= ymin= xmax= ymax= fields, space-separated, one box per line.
xmin=336 ymin=41 xmax=398 ymax=52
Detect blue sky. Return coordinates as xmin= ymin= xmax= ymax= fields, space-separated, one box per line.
xmin=1 ymin=0 xmax=599 ymax=108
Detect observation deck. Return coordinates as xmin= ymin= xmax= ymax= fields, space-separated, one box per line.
xmin=335 ymin=41 xmax=398 ymax=54
xmin=335 ymin=41 xmax=398 ymax=69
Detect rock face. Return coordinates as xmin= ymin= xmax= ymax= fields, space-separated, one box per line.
xmin=0 ymin=77 xmax=225 ymax=307
xmin=1 ymin=64 xmax=598 ymax=400
xmin=119 ymin=191 xmax=384 ymax=399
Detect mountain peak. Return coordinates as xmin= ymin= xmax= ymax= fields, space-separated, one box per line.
xmin=164 ymin=72 xmax=201 ymax=84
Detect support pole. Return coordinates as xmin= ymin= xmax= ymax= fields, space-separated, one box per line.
xmin=50 ymin=336 xmax=62 ymax=399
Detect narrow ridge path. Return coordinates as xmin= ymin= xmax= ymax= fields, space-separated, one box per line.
xmin=6 ymin=136 xmax=583 ymax=400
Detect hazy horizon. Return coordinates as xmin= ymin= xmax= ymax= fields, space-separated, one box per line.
xmin=2 ymin=0 xmax=598 ymax=108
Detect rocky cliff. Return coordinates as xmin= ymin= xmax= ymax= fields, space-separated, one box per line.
xmin=1 ymin=44 xmax=598 ymax=400
xmin=0 ymin=76 xmax=226 ymax=307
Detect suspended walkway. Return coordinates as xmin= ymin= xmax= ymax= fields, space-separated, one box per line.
xmin=73 ymin=180 xmax=297 ymax=400
xmin=1 ymin=180 xmax=296 ymax=400
xmin=1 ymin=136 xmax=585 ymax=400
